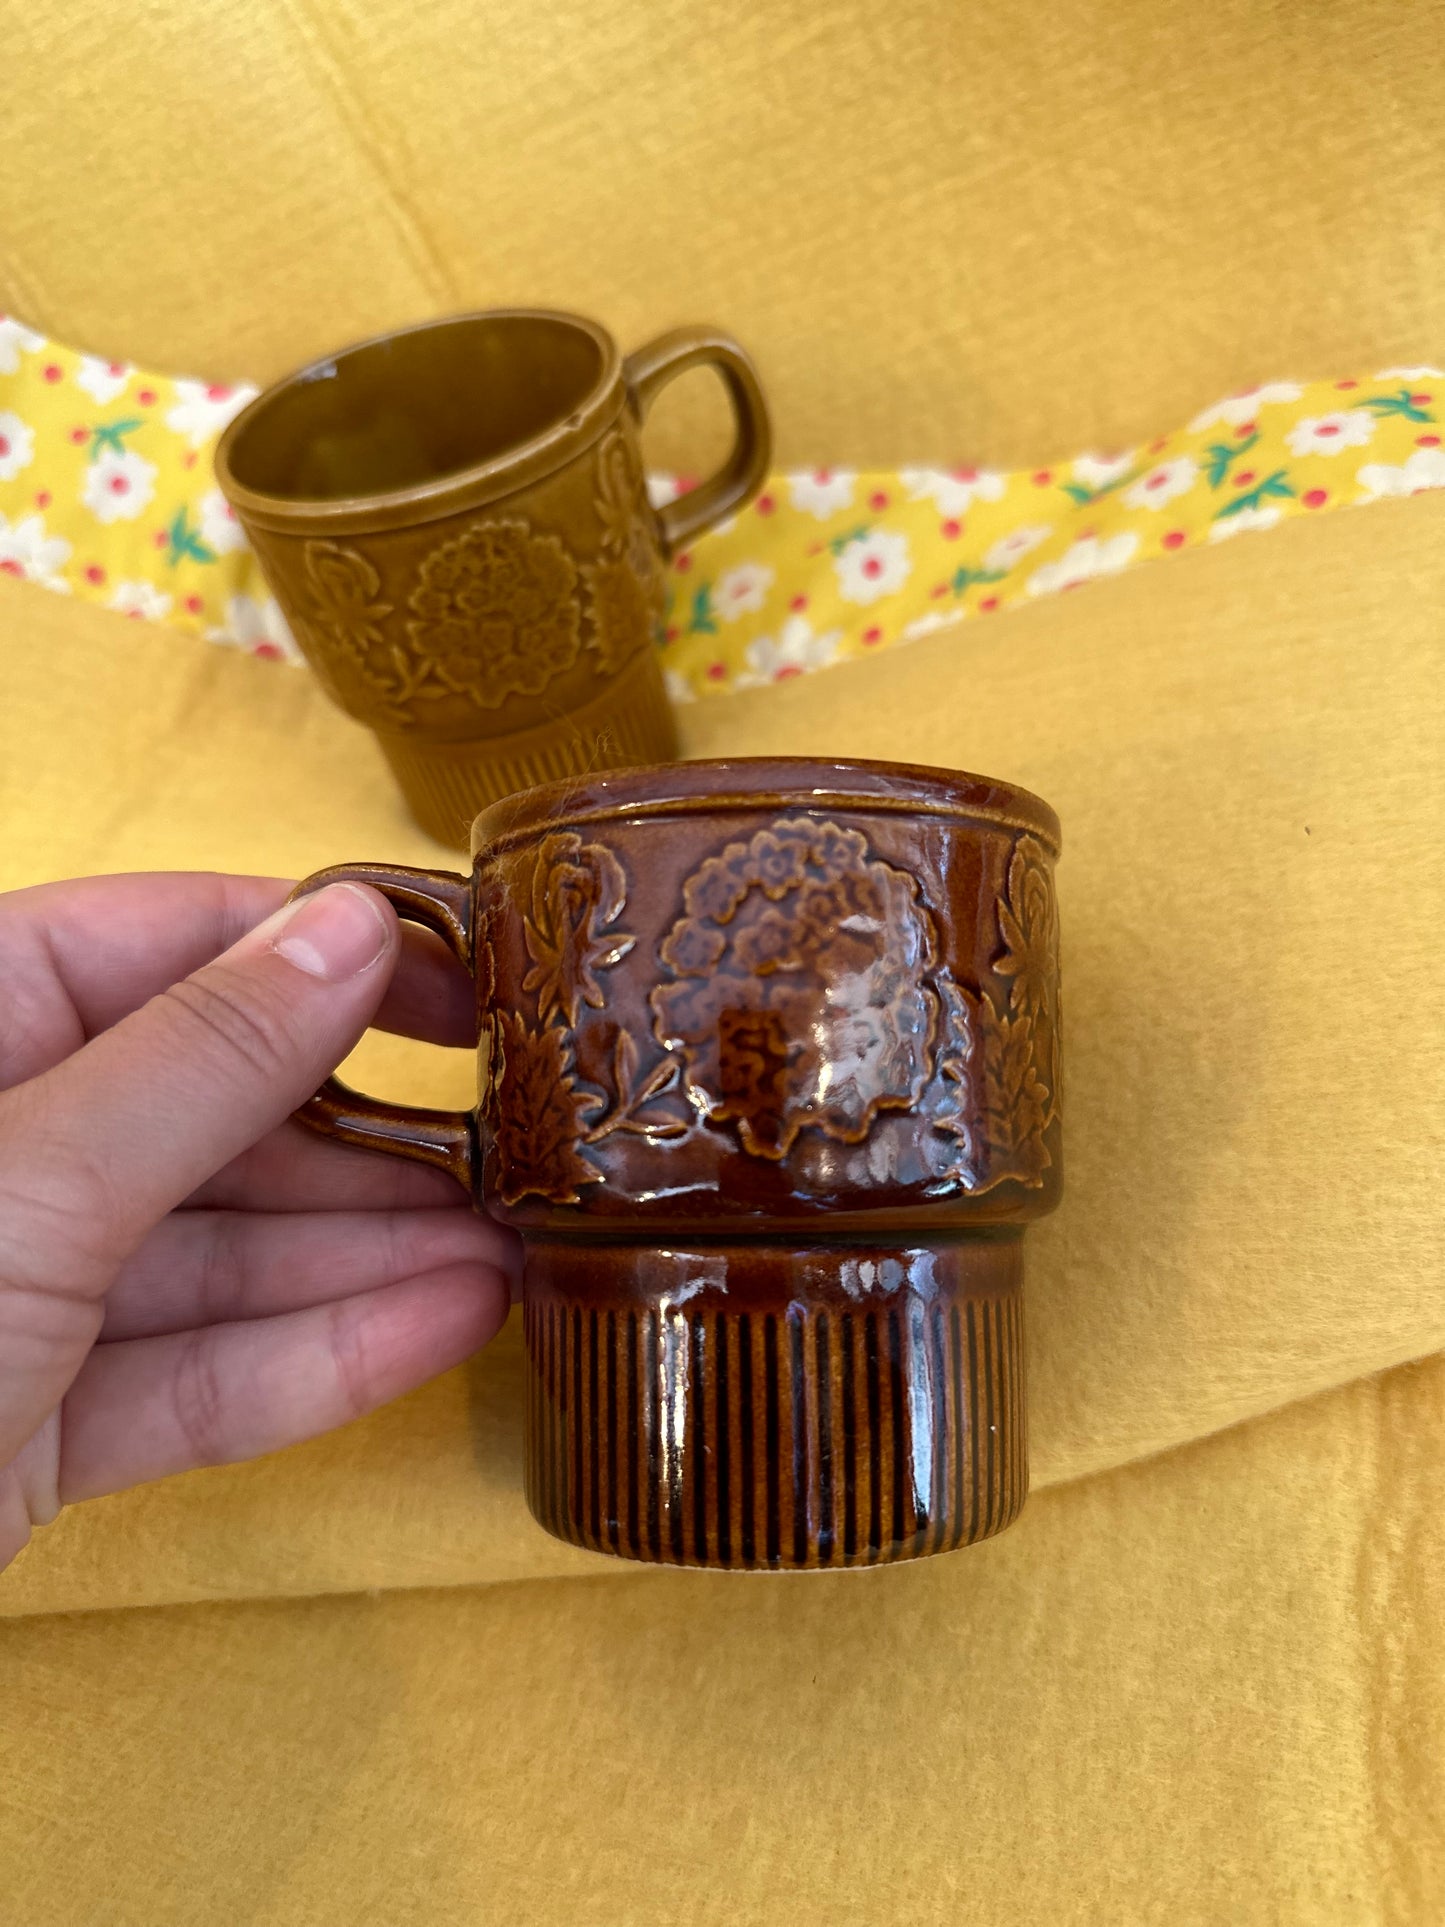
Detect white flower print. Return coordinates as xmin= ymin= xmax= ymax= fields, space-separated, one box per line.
xmin=207 ymin=592 xmax=301 ymax=660
xmin=1026 ymin=531 xmax=1138 ymax=596
xmin=109 ymin=580 xmax=173 ymax=621
xmin=787 ymin=468 xmax=856 ymax=518
xmin=1373 ymin=366 xmax=1443 ymax=381
xmin=165 ymin=378 xmax=257 ymax=449
xmin=0 ymin=511 xmax=71 ymax=587
xmin=1071 ymin=452 xmax=1134 ymax=490
xmin=900 ymin=610 xmax=960 ymax=642
xmin=199 ymin=488 xmax=248 ymax=555
xmin=663 ymin=666 xmax=696 ymax=706
xmin=647 ymin=474 xmax=683 ymax=508
xmin=835 ymin=528 xmax=911 ymax=605
xmin=0 ymin=411 xmax=35 ymax=482
xmin=738 ymin=615 xmax=844 ymax=687
xmin=76 ymin=355 xmax=133 ymax=404
xmin=899 ymin=467 xmax=1005 ymax=517
xmin=0 ymin=316 xmax=45 ymax=375
xmin=983 ymin=524 xmax=1053 ymax=573
xmin=712 ymin=561 xmax=775 ymax=621
xmin=1285 ymin=413 xmax=1374 ymax=458
xmin=1122 ymin=456 xmax=1198 ymax=510
xmin=1189 ymin=383 xmax=1304 ymax=432
xmin=1208 ymin=505 xmax=1283 ymax=541
xmin=82 ymin=449 xmax=158 ymax=523
xmin=1356 ymin=448 xmax=1445 ymax=499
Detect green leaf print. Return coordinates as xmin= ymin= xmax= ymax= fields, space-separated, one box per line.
xmin=1202 ymin=429 xmax=1260 ymax=490
xmin=1059 ymin=470 xmax=1140 ymax=507
xmin=687 ymin=582 xmax=717 ymax=636
xmin=1213 ymin=470 xmax=1295 ymax=519
xmin=164 ymin=505 xmax=217 ymax=567
xmin=1354 ymin=387 xmax=1435 ymax=424
xmin=950 ymin=564 xmax=1008 ymax=595
xmin=87 ymin=418 xmax=145 ymax=460
xmin=826 ymin=524 xmax=872 ymax=557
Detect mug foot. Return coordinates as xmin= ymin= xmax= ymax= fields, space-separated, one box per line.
xmin=375 ymin=647 xmax=678 ymax=847
xmin=522 ymin=1236 xmax=1027 ymax=1571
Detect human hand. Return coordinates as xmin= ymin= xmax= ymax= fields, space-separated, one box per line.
xmin=0 ymin=872 xmax=518 ymax=1574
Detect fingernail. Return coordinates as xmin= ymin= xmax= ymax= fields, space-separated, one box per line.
xmin=268 ymin=883 xmax=391 ymax=981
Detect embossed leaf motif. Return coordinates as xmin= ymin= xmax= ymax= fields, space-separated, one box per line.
xmin=929 ymin=834 xmax=1061 ymax=1192
xmin=300 ymin=539 xmax=397 ymax=704
xmin=652 ymin=817 xmax=940 ymax=1160
xmin=976 ymin=1004 xmax=1051 ymax=1185
xmin=407 ymin=518 xmax=580 ymax=709
xmin=929 ymin=978 xmax=977 ymax=1165
xmin=476 ymin=924 xmax=502 ymax=1123
xmin=594 ymin=430 xmax=644 ymax=559
xmin=492 ymin=835 xmax=683 ymax=1201
xmin=493 ymin=1011 xmax=600 ymax=1207
xmin=522 ymin=833 xmax=636 ymax=1028
xmin=306 ymin=540 xmax=391 ymax=643
xmin=586 ymin=430 xmax=662 ymax=675
xmin=585 ymin=554 xmax=657 ymax=676
xmin=994 ymin=836 xmax=1058 ymax=1031
xmin=582 ymin=1029 xmax=690 ymax=1143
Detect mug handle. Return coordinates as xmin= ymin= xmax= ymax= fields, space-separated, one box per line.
xmin=623 ymin=327 xmax=772 ymax=558
xmin=287 ymin=863 xmax=477 ymax=1195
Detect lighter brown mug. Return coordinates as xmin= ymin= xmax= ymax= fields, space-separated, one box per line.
xmin=290 ymin=758 xmax=1063 ymax=1572
xmin=215 ymin=311 xmax=771 ymax=845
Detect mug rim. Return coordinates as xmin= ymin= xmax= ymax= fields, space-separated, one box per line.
xmin=214 ymin=308 xmax=624 ymax=536
xmin=470 ymin=755 xmax=1061 ymax=857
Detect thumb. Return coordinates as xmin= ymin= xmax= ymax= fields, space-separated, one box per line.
xmin=0 ymin=881 xmax=400 ymax=1299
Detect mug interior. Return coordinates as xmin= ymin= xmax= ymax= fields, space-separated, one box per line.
xmin=223 ymin=313 xmax=609 ymax=504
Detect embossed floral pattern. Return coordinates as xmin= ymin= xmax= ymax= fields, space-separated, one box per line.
xmin=594 ymin=429 xmax=645 ymax=560
xmin=488 ymin=834 xmax=684 ymax=1203
xmin=298 ymin=539 xmax=395 ymax=705
xmin=585 ymin=552 xmax=655 ymax=676
xmin=521 ymin=832 xmax=635 ymax=1028
xmin=480 ymin=811 xmax=1062 ymax=1202
xmin=492 ymin=1012 xmax=601 ymax=1207
xmin=586 ymin=429 xmax=662 ymax=675
xmin=407 ymin=517 xmax=581 ymax=707
xmin=995 ymin=836 xmax=1059 ymax=1033
xmin=306 ymin=540 xmax=391 ymax=649
xmin=930 ymin=834 xmax=1061 ymax=1191
xmin=652 ymin=817 xmax=940 ymax=1159
xmin=973 ymin=1003 xmax=1052 ymax=1180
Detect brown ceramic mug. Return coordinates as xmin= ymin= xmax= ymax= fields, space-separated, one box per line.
xmin=215 ymin=311 xmax=771 ymax=846
xmin=291 ymin=757 xmax=1062 ymax=1569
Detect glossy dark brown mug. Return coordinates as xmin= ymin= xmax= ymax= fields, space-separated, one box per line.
xmin=216 ymin=310 xmax=771 ymax=847
xmin=291 ymin=758 xmax=1062 ymax=1569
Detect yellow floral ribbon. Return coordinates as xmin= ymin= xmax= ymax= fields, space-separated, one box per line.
xmin=1 ymin=314 xmax=1440 ymax=700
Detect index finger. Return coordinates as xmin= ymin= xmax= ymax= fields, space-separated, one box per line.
xmin=0 ymin=871 xmax=474 ymax=1087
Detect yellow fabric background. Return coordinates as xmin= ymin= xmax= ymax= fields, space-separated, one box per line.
xmin=4 ymin=1360 xmax=1444 ymax=1926
xmin=2 ymin=0 xmax=1444 ymax=1917
xmin=1 ymin=0 xmax=1442 ymax=470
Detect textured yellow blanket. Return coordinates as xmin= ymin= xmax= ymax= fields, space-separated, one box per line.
xmin=1 ymin=0 xmax=1442 ymax=1918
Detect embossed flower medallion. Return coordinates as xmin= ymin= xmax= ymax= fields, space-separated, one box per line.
xmin=407 ymin=517 xmax=581 ymax=707
xmin=651 ymin=817 xmax=940 ymax=1158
